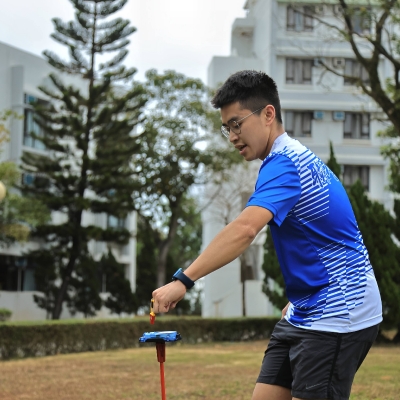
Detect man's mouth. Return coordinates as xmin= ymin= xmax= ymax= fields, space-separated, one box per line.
xmin=237 ymin=144 xmax=247 ymax=154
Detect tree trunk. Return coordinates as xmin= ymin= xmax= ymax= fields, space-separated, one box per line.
xmin=51 ymin=7 xmax=98 ymax=320
xmin=52 ymin=213 xmax=83 ymax=319
xmin=240 ymin=254 xmax=247 ymax=317
xmin=156 ymin=204 xmax=180 ymax=288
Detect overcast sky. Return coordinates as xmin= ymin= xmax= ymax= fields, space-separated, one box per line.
xmin=0 ymin=0 xmax=247 ymax=84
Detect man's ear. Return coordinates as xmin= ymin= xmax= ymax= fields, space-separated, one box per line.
xmin=264 ymin=105 xmax=276 ymax=125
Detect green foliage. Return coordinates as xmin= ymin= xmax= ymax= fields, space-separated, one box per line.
xmin=135 ymin=215 xmax=158 ymax=309
xmin=0 ymin=113 xmax=50 ymax=245
xmin=135 ymin=197 xmax=202 ymax=315
xmin=0 ymin=317 xmax=280 ymax=360
xmin=326 ymin=141 xmax=341 ymax=179
xmin=135 ymin=70 xmax=241 ymax=287
xmin=347 ymin=181 xmax=400 ymax=331
xmin=22 ymin=0 xmax=145 ymax=319
xmin=67 ymin=255 xmax=103 ymax=318
xmin=100 ymin=250 xmax=137 ymax=315
xmin=0 ymin=309 xmax=12 ymax=322
xmin=0 ymin=110 xmax=22 ymax=144
xmin=380 ymin=140 xmax=400 ymax=194
xmin=316 ymin=1 xmax=400 ymax=135
xmin=262 ymin=227 xmax=287 ymax=310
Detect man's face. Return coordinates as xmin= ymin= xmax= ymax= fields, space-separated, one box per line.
xmin=220 ymin=102 xmax=270 ymax=161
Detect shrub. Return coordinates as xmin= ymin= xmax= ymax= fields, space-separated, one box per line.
xmin=0 ymin=317 xmax=279 ymax=360
xmin=0 ymin=309 xmax=12 ymax=322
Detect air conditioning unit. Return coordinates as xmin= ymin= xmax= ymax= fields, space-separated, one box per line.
xmin=332 ymin=111 xmax=345 ymax=121
xmin=315 ymin=5 xmax=326 ymax=15
xmin=332 ymin=57 xmax=346 ymax=68
xmin=313 ymin=111 xmax=325 ymax=120
xmin=313 ymin=58 xmax=325 ymax=67
xmin=333 ymin=4 xmax=343 ymax=15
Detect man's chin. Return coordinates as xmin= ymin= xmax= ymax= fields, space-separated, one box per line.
xmin=244 ymin=155 xmax=257 ymax=162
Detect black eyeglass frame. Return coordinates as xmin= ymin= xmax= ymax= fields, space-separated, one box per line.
xmin=220 ymin=106 xmax=265 ymax=138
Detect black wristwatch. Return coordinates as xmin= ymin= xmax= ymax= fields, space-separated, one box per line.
xmin=172 ymin=268 xmax=195 ymax=289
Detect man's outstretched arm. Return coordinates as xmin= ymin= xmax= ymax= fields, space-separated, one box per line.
xmin=152 ymin=205 xmax=273 ymax=313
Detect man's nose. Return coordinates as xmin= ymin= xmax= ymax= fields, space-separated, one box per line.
xmin=229 ymin=130 xmax=239 ymax=143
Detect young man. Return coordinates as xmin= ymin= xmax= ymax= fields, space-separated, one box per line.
xmin=152 ymin=70 xmax=382 ymax=400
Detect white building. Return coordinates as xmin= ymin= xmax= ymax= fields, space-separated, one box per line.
xmin=203 ymin=0 xmax=391 ymax=318
xmin=0 ymin=41 xmax=137 ymax=321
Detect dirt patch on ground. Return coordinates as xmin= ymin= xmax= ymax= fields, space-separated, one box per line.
xmin=0 ymin=341 xmax=398 ymax=400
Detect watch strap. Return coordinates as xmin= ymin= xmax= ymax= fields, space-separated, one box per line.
xmin=172 ymin=268 xmax=195 ymax=289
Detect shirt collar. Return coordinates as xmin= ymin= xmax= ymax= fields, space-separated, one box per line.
xmin=269 ymin=132 xmax=288 ymax=154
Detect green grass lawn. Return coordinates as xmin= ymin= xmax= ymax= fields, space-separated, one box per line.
xmin=0 ymin=341 xmax=398 ymax=399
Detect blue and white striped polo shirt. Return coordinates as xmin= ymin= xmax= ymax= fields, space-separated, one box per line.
xmin=246 ymin=133 xmax=382 ymax=333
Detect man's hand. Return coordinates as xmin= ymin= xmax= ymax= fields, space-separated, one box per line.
xmin=281 ymin=302 xmax=290 ymax=319
xmin=152 ymin=280 xmax=187 ymax=314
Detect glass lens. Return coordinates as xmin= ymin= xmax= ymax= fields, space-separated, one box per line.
xmin=221 ymin=126 xmax=230 ymax=138
xmin=229 ymin=121 xmax=241 ymax=134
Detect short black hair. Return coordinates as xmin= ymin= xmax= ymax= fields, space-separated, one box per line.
xmin=211 ymin=70 xmax=282 ymax=124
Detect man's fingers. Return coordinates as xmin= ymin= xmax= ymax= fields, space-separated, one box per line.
xmin=152 ymin=298 xmax=171 ymax=314
xmin=152 ymin=281 xmax=187 ymax=314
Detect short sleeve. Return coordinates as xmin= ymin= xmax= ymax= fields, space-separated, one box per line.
xmin=246 ymin=154 xmax=301 ymax=226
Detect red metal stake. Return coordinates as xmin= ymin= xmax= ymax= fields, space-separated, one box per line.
xmin=156 ymin=342 xmax=166 ymax=400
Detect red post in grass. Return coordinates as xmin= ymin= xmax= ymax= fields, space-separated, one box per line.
xmin=156 ymin=342 xmax=166 ymax=400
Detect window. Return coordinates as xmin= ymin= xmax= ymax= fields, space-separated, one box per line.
xmin=0 ymin=256 xmax=36 ymax=291
xmin=285 ymin=111 xmax=313 ymax=137
xmin=107 ymin=215 xmax=126 ymax=229
xmin=351 ymin=8 xmax=371 ymax=34
xmin=23 ymin=94 xmax=48 ymax=151
xmin=21 ymin=173 xmax=50 ymax=189
xmin=287 ymin=6 xmax=314 ymax=32
xmin=343 ymin=113 xmax=370 ymax=139
xmin=286 ymin=59 xmax=313 ymax=84
xmin=344 ymin=59 xmax=370 ymax=86
xmin=343 ymin=165 xmax=369 ymax=190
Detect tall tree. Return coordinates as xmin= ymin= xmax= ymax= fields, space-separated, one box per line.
xmin=135 ymin=70 xmax=240 ymax=288
xmin=262 ymin=228 xmax=287 ymax=311
xmin=135 ymin=195 xmax=202 ymax=314
xmin=347 ymin=181 xmax=400 ymax=337
xmin=326 ymin=141 xmax=341 ymax=179
xmin=21 ymin=0 xmax=146 ymax=319
xmin=303 ymin=0 xmax=400 ymax=133
xmin=100 ymin=250 xmax=137 ymax=315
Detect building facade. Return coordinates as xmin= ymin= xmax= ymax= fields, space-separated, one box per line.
xmin=203 ymin=0 xmax=392 ymax=318
xmin=0 ymin=41 xmax=137 ymax=321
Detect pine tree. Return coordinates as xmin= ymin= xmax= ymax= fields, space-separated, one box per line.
xmin=348 ymin=181 xmax=400 ymax=338
xmin=262 ymin=227 xmax=287 ymax=310
xmin=21 ymin=0 xmax=146 ymax=319
xmin=135 ymin=214 xmax=158 ymax=310
xmin=100 ymin=250 xmax=137 ymax=315
xmin=67 ymin=255 xmax=102 ymax=318
xmin=326 ymin=141 xmax=341 ymax=179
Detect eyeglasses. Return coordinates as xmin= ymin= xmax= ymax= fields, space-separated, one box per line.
xmin=220 ymin=106 xmax=265 ymax=138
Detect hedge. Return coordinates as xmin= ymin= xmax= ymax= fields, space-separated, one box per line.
xmin=0 ymin=317 xmax=280 ymax=360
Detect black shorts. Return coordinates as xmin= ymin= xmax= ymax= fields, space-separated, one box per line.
xmin=257 ymin=319 xmax=379 ymax=400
